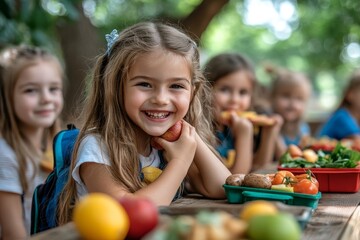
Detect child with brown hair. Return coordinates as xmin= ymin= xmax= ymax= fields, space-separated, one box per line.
xmin=56 ymin=22 xmax=231 ymax=225
xmin=0 ymin=45 xmax=64 ymax=238
xmin=204 ymin=53 xmax=283 ymax=173
xmin=268 ymin=66 xmax=312 ymax=157
xmin=318 ymin=69 xmax=360 ymax=140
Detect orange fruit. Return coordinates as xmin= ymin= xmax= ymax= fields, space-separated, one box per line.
xmin=73 ymin=193 xmax=129 ymax=240
xmin=240 ymin=200 xmax=278 ymax=221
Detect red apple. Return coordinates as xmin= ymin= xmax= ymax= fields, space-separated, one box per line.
xmin=161 ymin=121 xmax=182 ymax=141
xmin=151 ymin=121 xmax=182 ymax=150
xmin=119 ymin=197 xmax=159 ymax=240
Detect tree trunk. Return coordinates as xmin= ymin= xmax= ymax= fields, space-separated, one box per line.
xmin=180 ymin=0 xmax=229 ymax=41
xmin=56 ymin=4 xmax=102 ymax=124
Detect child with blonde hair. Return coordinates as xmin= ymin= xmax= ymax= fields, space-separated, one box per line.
xmin=0 ymin=45 xmax=63 ymax=238
xmin=57 ymin=22 xmax=231 ymax=225
xmin=204 ymin=53 xmax=283 ymax=173
xmin=268 ymin=66 xmax=312 ymax=157
xmin=318 ymin=69 xmax=360 ymax=140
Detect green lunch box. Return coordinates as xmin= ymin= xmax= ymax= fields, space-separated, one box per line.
xmin=223 ymin=184 xmax=322 ymax=209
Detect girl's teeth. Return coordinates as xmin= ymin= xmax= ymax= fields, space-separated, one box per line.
xmin=146 ymin=112 xmax=168 ymax=118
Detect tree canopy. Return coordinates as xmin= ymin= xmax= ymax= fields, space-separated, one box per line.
xmin=1 ymin=0 xmax=360 ymax=118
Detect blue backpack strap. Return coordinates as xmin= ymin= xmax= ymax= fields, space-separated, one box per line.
xmin=31 ymin=124 xmax=79 ymax=234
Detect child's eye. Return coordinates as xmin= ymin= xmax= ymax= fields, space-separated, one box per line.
xmin=170 ymin=84 xmax=185 ymax=89
xmin=219 ymin=86 xmax=232 ymax=93
xmin=24 ymin=88 xmax=38 ymax=94
xmin=50 ymin=86 xmax=62 ymax=92
xmin=136 ymin=82 xmax=151 ymax=88
xmin=239 ymin=89 xmax=249 ymax=95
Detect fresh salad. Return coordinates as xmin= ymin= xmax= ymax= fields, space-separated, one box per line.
xmin=280 ymin=144 xmax=360 ymax=168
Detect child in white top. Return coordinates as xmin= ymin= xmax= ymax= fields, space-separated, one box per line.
xmin=0 ymin=46 xmax=63 ymax=239
xmin=57 ymin=22 xmax=231 ymax=225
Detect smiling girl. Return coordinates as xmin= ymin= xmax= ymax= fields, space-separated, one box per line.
xmin=0 ymin=46 xmax=63 ymax=239
xmin=57 ymin=22 xmax=231 ymax=225
xmin=268 ymin=67 xmax=312 ymax=158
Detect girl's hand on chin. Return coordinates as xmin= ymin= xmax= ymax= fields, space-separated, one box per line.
xmin=153 ymin=121 xmax=197 ymax=166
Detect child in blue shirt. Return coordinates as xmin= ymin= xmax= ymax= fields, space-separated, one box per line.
xmin=318 ymin=70 xmax=360 ymax=140
xmin=269 ymin=67 xmax=312 ymax=156
xmin=204 ymin=53 xmax=283 ymax=173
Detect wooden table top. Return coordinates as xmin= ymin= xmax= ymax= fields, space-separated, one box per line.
xmin=30 ymin=191 xmax=360 ymax=240
xmin=30 ymin=164 xmax=360 ymax=240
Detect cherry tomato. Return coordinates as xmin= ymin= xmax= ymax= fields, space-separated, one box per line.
xmin=293 ymin=179 xmax=318 ymax=195
xmin=295 ymin=173 xmax=319 ymax=188
xmin=272 ymin=171 xmax=296 ymax=185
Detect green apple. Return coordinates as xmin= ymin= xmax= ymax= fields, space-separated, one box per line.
xmin=247 ymin=213 xmax=301 ymax=240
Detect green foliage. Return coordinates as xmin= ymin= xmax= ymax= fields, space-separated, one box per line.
xmin=90 ymin=0 xmax=201 ymax=36
xmin=0 ymin=0 xmax=81 ymax=50
xmin=2 ymin=0 xmax=360 ymax=103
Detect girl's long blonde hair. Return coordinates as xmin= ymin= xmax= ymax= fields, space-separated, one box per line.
xmin=58 ymin=21 xmax=215 ymax=224
xmin=0 ymin=46 xmax=63 ymax=192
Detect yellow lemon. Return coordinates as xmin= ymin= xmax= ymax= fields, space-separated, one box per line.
xmin=73 ymin=193 xmax=129 ymax=240
xmin=142 ymin=166 xmax=163 ymax=184
xmin=240 ymin=200 xmax=278 ymax=221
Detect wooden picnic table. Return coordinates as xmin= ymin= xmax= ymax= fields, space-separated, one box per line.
xmin=31 ymin=164 xmax=360 ymax=240
xmin=30 ymin=191 xmax=360 ymax=240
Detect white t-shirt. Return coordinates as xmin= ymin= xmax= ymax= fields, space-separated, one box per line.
xmin=72 ymin=134 xmax=161 ymax=199
xmin=0 ymin=138 xmax=47 ymax=235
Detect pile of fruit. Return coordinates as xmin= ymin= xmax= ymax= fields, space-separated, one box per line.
xmin=145 ymin=200 xmax=301 ymax=240
xmin=72 ymin=193 xmax=159 ymax=240
xmin=280 ymin=143 xmax=360 ymax=168
xmin=73 ymin=194 xmax=302 ymax=240
xmin=225 ymin=170 xmax=319 ymax=195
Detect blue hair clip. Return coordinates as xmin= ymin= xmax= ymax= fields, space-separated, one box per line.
xmin=105 ymin=29 xmax=119 ymax=56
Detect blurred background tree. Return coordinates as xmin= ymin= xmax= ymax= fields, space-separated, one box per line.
xmin=1 ymin=0 xmax=360 ymax=123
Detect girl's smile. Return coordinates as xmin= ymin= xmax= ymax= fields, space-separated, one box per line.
xmin=13 ymin=61 xmax=63 ymax=130
xmin=144 ymin=111 xmax=172 ymax=121
xmin=125 ymin=49 xmax=192 ymax=137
